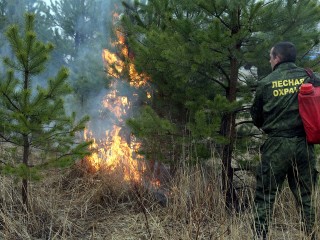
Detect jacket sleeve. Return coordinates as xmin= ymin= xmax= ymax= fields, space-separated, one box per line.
xmin=250 ymin=85 xmax=264 ymax=128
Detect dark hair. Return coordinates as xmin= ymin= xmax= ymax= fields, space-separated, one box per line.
xmin=272 ymin=42 xmax=296 ymax=63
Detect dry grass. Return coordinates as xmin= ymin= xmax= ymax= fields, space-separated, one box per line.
xmin=0 ymin=160 xmax=319 ymax=240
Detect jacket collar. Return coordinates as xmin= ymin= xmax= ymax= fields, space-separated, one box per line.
xmin=272 ymin=61 xmax=297 ymax=71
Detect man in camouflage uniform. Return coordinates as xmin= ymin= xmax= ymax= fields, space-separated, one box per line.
xmin=251 ymin=42 xmax=318 ymax=239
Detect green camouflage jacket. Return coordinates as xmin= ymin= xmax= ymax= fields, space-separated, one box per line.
xmin=251 ymin=62 xmax=319 ymax=137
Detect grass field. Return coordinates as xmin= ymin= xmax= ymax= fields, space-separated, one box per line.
xmin=0 ymin=159 xmax=318 ymax=240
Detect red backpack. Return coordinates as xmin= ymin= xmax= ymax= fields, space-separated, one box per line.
xmin=298 ymin=68 xmax=320 ymax=144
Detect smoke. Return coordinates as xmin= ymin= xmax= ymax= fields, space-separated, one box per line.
xmin=45 ymin=0 xmax=125 ymax=134
xmin=0 ymin=0 xmax=141 ymax=141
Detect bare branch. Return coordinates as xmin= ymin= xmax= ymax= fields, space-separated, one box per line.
xmin=235 ymin=120 xmax=253 ymax=127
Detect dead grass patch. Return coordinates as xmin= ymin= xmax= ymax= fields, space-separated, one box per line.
xmin=0 ymin=160 xmax=319 ymax=239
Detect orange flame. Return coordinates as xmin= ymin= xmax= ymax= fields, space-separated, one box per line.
xmin=84 ymin=127 xmax=144 ymax=182
xmin=102 ymin=27 xmax=150 ymax=89
xmin=102 ymin=85 xmax=130 ymax=121
xmin=81 ymin=6 xmax=167 ymax=188
xmin=84 ymin=11 xmax=152 ymax=183
xmin=102 ymin=49 xmax=124 ymax=78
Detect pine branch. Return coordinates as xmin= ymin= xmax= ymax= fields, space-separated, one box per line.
xmin=0 ymin=132 xmax=18 ymax=145
xmin=299 ymin=42 xmax=319 ymax=61
xmin=216 ymin=64 xmax=230 ymax=83
xmin=197 ymin=70 xmax=228 ymax=89
xmin=262 ymin=1 xmax=278 ymax=8
xmin=2 ymin=92 xmax=21 ymax=112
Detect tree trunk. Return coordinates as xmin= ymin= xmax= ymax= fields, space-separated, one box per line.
xmin=221 ymin=55 xmax=239 ymax=210
xmin=219 ymin=6 xmax=242 ymax=210
xmin=220 ymin=112 xmax=237 ymax=209
xmin=22 ymin=134 xmax=29 ymax=209
xmin=22 ymin=67 xmax=30 ymax=209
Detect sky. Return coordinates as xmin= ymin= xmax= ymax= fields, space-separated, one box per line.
xmin=42 ymin=0 xmax=55 ymax=5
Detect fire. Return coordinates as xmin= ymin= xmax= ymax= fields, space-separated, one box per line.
xmin=83 ymin=76 xmax=144 ymax=181
xmin=128 ymin=63 xmax=150 ymax=88
xmin=84 ymin=10 xmax=151 ymax=183
xmin=84 ymin=126 xmax=144 ymax=182
xmin=102 ymin=27 xmax=150 ymax=88
xmin=102 ymin=46 xmax=149 ymax=88
xmin=102 ymin=49 xmax=123 ymax=78
xmin=102 ymin=84 xmax=130 ymax=121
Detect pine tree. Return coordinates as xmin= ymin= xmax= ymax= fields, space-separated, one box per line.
xmin=0 ymin=0 xmax=56 ymax=67
xmin=120 ymin=0 xmax=320 ymax=208
xmin=0 ymin=13 xmax=90 ymax=207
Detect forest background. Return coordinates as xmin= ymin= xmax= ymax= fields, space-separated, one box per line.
xmin=0 ymin=0 xmax=320 ymax=239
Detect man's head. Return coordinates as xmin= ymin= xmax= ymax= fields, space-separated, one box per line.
xmin=269 ymin=41 xmax=296 ymax=70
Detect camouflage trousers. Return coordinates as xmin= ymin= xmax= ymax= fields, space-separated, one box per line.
xmin=254 ymin=136 xmax=317 ymax=235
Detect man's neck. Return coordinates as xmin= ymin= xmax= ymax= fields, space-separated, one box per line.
xmin=272 ymin=61 xmax=295 ymax=71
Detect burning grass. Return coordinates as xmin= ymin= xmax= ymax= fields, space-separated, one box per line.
xmin=0 ymin=160 xmax=319 ymax=239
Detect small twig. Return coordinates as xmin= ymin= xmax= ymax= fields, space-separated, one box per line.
xmin=213 ymin=223 xmax=233 ymax=240
xmin=0 ymin=159 xmax=7 ymax=165
xmin=194 ymin=206 xmax=206 ymax=240
xmin=133 ymin=182 xmax=152 ymax=239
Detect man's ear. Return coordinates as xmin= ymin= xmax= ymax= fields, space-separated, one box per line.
xmin=275 ymin=55 xmax=281 ymax=64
